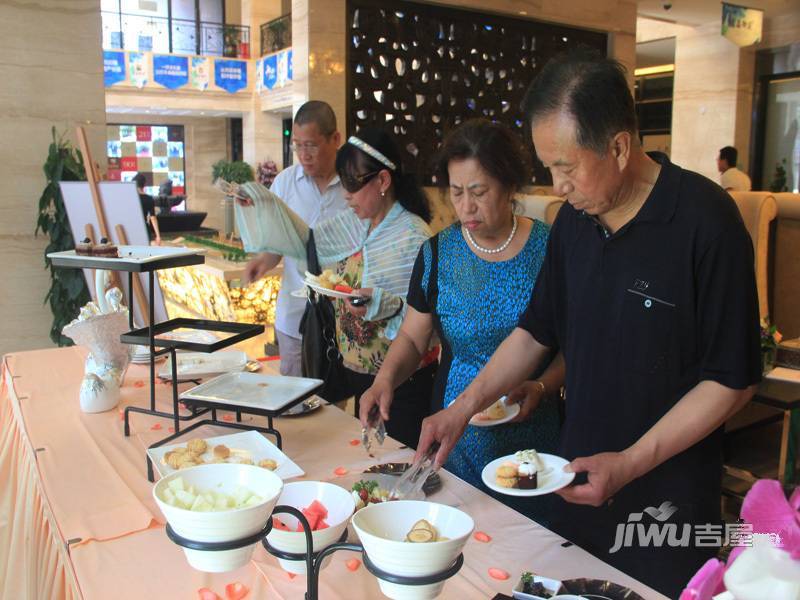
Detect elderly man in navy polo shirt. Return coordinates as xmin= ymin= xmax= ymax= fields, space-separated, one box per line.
xmin=415 ymin=51 xmax=761 ymax=596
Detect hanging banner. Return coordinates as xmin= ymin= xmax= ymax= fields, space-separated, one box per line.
xmin=263 ymin=54 xmax=278 ymax=90
xmin=214 ymin=59 xmax=247 ymax=93
xmin=256 ymin=58 xmax=264 ymax=92
xmin=722 ymin=2 xmax=763 ymax=47
xmin=276 ymin=50 xmax=290 ymax=88
xmin=153 ymin=55 xmax=189 ymax=90
xmin=287 ymin=49 xmax=293 ymax=82
xmin=190 ymin=56 xmax=209 ymax=90
xmin=128 ymin=51 xmax=149 ymax=88
xmin=103 ymin=51 xmax=126 ymax=87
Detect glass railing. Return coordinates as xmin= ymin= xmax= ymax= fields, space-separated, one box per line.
xmin=101 ymin=11 xmax=250 ymax=58
xmin=260 ymin=14 xmax=291 ymax=56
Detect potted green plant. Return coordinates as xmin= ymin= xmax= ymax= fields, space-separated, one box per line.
xmin=35 ymin=127 xmax=91 ymax=345
xmin=212 ymin=159 xmax=254 ymax=236
xmin=760 ymin=316 xmax=782 ymax=373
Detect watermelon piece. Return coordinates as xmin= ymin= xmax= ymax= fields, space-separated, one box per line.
xmin=306 ymin=500 xmax=328 ymax=520
xmin=296 ymin=509 xmax=321 ymax=532
xmin=225 ymin=582 xmax=249 ymax=600
xmin=317 ymin=519 xmax=329 ymax=530
xmin=272 ymin=517 xmax=290 ymax=531
xmin=334 ymin=284 xmax=353 ymax=293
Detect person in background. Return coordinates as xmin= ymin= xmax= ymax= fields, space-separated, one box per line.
xmin=718 ymin=146 xmax=752 ymax=191
xmin=231 ymin=128 xmax=436 ymax=447
xmin=133 ymin=172 xmax=155 ymax=220
xmin=414 ymin=51 xmax=761 ymax=597
xmin=242 ymin=101 xmax=348 ymax=376
xmin=358 ymin=119 xmax=564 ymax=523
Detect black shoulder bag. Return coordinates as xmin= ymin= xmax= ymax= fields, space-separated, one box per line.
xmin=298 ymin=230 xmax=349 ymax=402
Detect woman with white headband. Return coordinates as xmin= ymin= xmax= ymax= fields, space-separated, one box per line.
xmin=230 ymin=128 xmax=437 ymax=447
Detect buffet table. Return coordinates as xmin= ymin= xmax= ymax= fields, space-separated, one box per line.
xmin=1 ymin=346 xmax=666 ymax=600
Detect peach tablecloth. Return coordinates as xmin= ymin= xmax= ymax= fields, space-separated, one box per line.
xmin=0 ymin=346 xmax=666 ymax=600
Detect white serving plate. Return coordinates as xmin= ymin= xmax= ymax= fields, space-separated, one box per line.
xmin=47 ymin=245 xmax=204 ymax=265
xmin=158 ymin=350 xmax=248 ymax=380
xmin=304 ymin=278 xmax=360 ymax=300
xmin=481 ymin=453 xmax=575 ymax=497
xmin=148 ymin=430 xmax=304 ymax=480
xmin=469 ymin=397 xmax=520 ymax=427
xmin=179 ymin=372 xmax=323 ymax=412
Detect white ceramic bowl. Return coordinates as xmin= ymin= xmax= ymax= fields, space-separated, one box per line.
xmin=265 ymin=480 xmax=356 ymax=574
xmin=153 ymin=463 xmax=283 ymax=572
xmin=352 ymin=500 xmax=474 ymax=600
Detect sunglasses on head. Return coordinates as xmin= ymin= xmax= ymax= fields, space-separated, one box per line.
xmin=341 ymin=170 xmax=381 ymax=193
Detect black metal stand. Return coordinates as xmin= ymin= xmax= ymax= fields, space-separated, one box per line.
xmin=163 ymin=505 xmax=465 ymax=600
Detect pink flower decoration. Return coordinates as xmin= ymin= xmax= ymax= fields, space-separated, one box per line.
xmin=741 ymin=479 xmax=800 ymax=556
xmin=679 ymin=558 xmax=725 ymax=600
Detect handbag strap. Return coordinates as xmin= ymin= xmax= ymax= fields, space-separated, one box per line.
xmin=306 ymin=229 xmax=322 ymax=276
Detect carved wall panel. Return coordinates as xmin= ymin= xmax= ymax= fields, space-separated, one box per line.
xmin=347 ymin=0 xmax=607 ymax=185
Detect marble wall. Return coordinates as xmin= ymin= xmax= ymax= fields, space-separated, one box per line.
xmin=0 ymin=0 xmax=106 ymax=357
xmin=671 ymin=23 xmax=756 ymax=182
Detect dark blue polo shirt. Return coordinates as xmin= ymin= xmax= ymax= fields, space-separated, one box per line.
xmin=518 ymin=154 xmax=761 ymax=592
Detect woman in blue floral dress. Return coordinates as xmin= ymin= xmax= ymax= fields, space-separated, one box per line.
xmin=359 ymin=120 xmax=564 ymax=523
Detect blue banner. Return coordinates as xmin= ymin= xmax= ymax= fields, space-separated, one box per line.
xmin=287 ymin=49 xmax=293 ymax=81
xmin=153 ymin=55 xmax=189 ymax=90
xmin=263 ymin=55 xmax=278 ymax=90
xmin=103 ymin=51 xmax=126 ymax=87
xmin=214 ymin=59 xmax=247 ymax=93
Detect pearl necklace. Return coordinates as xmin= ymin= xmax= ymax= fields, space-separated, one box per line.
xmin=464 ymin=215 xmax=518 ymax=254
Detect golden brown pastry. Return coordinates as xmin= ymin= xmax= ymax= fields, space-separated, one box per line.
xmin=187 ymin=439 xmax=208 ymax=454
xmin=259 ymin=458 xmax=278 ymax=470
xmin=213 ymin=444 xmax=231 ymax=459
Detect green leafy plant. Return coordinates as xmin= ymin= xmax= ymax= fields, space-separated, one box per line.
xmin=769 ymin=159 xmax=788 ymax=193
xmin=35 ymin=127 xmax=91 ymax=345
xmin=211 ymin=159 xmax=254 ymax=184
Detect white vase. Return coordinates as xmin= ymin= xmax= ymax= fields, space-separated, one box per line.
xmin=79 ymin=373 xmax=120 ymax=413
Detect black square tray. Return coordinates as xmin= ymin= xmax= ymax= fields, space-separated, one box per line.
xmin=120 ymin=318 xmax=264 ymax=352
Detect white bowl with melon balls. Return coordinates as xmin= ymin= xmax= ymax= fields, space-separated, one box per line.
xmin=153 ymin=463 xmax=283 ymax=572
xmin=352 ymin=500 xmax=474 ymax=600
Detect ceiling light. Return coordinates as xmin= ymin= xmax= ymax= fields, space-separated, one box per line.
xmin=634 ymin=64 xmax=675 ymax=76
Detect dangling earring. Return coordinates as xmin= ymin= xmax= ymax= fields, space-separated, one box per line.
xmin=380 ymin=191 xmax=386 ymax=199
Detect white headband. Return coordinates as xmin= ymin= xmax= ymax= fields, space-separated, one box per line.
xmin=347 ymin=135 xmax=397 ymax=171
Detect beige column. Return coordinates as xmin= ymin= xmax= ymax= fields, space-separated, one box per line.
xmin=0 ymin=0 xmax=106 ymax=356
xmin=671 ymin=23 xmax=756 ymax=181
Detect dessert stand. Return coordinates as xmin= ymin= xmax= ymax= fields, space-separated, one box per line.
xmin=47 ymin=249 xmax=287 ymax=481
xmin=164 ymin=505 xmax=464 ymax=600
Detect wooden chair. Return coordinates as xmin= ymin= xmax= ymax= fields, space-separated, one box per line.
xmin=515 ymin=194 xmax=565 ymax=226
xmin=729 ymin=191 xmax=778 ymax=320
xmin=771 ymin=192 xmax=800 ymax=340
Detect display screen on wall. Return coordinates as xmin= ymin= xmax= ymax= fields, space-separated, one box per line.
xmin=106 ymin=124 xmax=186 ymax=206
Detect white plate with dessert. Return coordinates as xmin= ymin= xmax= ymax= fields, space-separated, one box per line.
xmin=481 ymin=449 xmax=575 ymax=497
xmin=469 ymin=397 xmax=520 ymax=427
xmin=157 ymin=350 xmax=248 ymax=380
xmin=147 ymin=430 xmax=304 ymax=480
xmin=304 ymin=270 xmax=360 ymax=299
xmin=48 ymin=244 xmax=204 ymax=263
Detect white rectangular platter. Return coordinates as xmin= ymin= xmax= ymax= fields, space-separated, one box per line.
xmin=179 ymin=372 xmax=324 ymax=412
xmin=147 ymin=430 xmax=304 ymax=480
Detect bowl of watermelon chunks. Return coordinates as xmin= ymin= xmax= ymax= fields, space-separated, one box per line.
xmin=266 ymin=481 xmax=356 ymax=574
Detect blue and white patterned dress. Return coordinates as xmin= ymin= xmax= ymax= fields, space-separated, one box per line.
xmin=407 ymin=220 xmax=560 ymax=523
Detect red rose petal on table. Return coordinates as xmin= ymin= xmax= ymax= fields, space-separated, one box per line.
xmin=349 ymin=439 xmax=360 ymax=446
xmin=333 ymin=467 xmax=348 ymax=476
xmin=285 ymin=571 xmax=296 ymax=580
xmin=225 ymin=582 xmax=249 ymax=600
xmin=346 ymin=558 xmax=361 ymax=571
xmin=222 ymin=414 xmax=235 ymax=422
xmin=118 ymin=409 xmax=124 ymax=421
xmin=198 ymin=588 xmax=221 ymax=600
xmin=134 ymin=380 xmax=145 ymax=388
xmin=473 ymin=531 xmax=492 ymax=543
xmin=168 ymin=426 xmax=175 ymax=433
xmin=488 ymin=568 xmax=510 ymax=580
xmin=150 ymin=423 xmax=162 ymax=431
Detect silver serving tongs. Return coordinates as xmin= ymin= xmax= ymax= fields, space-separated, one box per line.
xmin=388 ymin=442 xmax=440 ymax=500
xmin=361 ymin=405 xmax=386 ymax=454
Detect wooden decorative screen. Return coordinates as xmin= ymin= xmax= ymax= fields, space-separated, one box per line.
xmin=347 ymin=0 xmax=607 ymax=185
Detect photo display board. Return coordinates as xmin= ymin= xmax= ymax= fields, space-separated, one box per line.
xmin=106 ymin=124 xmax=186 ymax=199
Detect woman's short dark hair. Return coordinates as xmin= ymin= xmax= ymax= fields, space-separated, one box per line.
xmin=433 ymin=119 xmax=530 ymax=193
xmin=521 ymin=48 xmax=637 ymax=155
xmin=336 ymin=128 xmax=431 ymax=223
